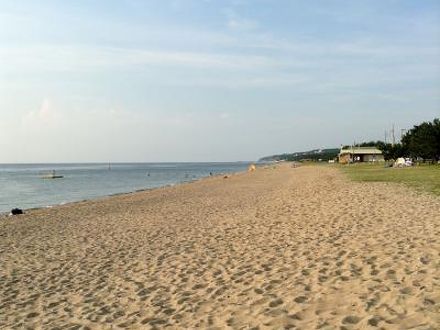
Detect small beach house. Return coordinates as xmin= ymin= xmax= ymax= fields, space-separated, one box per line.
xmin=338 ymin=147 xmax=384 ymax=164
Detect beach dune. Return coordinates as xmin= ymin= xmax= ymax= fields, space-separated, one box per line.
xmin=0 ymin=165 xmax=439 ymax=329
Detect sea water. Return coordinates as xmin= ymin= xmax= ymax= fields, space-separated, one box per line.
xmin=0 ymin=162 xmax=250 ymax=213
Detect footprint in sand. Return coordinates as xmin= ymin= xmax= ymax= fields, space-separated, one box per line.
xmin=342 ymin=315 xmax=361 ymax=325
xmin=268 ymin=298 xmax=283 ymax=308
xmin=294 ymin=296 xmax=308 ymax=303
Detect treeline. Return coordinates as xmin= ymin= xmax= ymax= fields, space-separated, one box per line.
xmin=354 ymin=118 xmax=440 ymax=162
xmin=261 ymin=118 xmax=439 ymax=163
xmin=260 ymin=148 xmax=339 ymax=162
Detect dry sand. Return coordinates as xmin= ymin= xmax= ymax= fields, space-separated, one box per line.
xmin=0 ymin=165 xmax=439 ymax=329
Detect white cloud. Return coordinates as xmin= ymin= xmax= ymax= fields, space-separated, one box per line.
xmin=0 ymin=45 xmax=280 ymax=73
xmin=2 ymin=102 xmax=238 ymax=162
xmin=227 ymin=17 xmax=258 ymax=31
xmin=22 ymin=98 xmax=57 ymax=126
xmin=37 ymin=98 xmax=52 ymax=120
xmin=224 ymin=7 xmax=258 ymax=31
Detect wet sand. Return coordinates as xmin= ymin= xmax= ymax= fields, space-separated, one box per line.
xmin=0 ymin=164 xmax=439 ymax=329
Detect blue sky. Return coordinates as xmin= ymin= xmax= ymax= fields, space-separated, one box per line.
xmin=0 ymin=0 xmax=439 ymax=162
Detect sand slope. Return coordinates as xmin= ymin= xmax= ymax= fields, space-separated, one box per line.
xmin=0 ymin=165 xmax=439 ymax=329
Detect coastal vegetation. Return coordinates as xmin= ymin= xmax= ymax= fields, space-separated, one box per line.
xmin=262 ymin=118 xmax=439 ymax=164
xmin=259 ymin=148 xmax=339 ymax=162
xmin=399 ymin=118 xmax=440 ymax=161
xmin=345 ymin=118 xmax=440 ymax=162
xmin=341 ymin=163 xmax=440 ymax=196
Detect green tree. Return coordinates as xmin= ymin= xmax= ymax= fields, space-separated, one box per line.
xmin=377 ymin=142 xmax=406 ymax=161
xmin=401 ymin=118 xmax=440 ymax=161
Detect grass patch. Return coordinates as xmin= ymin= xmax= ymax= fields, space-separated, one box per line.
xmin=340 ymin=163 xmax=440 ymax=196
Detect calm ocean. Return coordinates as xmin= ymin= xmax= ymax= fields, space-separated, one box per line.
xmin=0 ymin=162 xmax=251 ymax=213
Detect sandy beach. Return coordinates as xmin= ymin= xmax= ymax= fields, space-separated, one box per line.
xmin=0 ymin=164 xmax=439 ymax=329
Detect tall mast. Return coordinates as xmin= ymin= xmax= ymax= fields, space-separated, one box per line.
xmin=391 ymin=124 xmax=395 ymax=146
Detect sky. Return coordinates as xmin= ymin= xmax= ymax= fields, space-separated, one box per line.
xmin=0 ymin=0 xmax=439 ymax=162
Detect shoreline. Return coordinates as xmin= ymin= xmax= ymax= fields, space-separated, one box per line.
xmin=0 ymin=166 xmax=250 ymax=218
xmin=1 ymin=164 xmax=438 ymax=329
